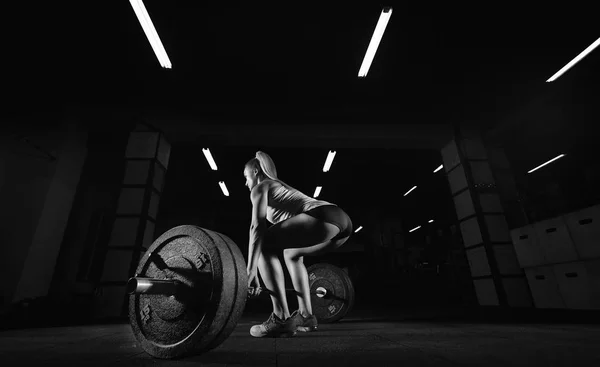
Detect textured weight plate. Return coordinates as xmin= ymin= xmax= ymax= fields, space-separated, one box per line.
xmin=307 ymin=263 xmax=355 ymax=323
xmin=204 ymin=230 xmax=248 ymax=351
xmin=129 ymin=225 xmax=246 ymax=359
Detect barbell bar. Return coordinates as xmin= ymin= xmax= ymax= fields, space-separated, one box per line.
xmin=126 ymin=277 xmax=181 ymax=296
xmin=248 ymin=286 xmax=329 ymax=299
xmin=126 ymin=277 xmax=329 ymax=299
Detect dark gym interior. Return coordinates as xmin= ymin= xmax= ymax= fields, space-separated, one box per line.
xmin=2 ymin=2 xmax=600 ymax=366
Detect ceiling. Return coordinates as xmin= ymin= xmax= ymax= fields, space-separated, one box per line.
xmin=5 ymin=2 xmax=599 ymax=132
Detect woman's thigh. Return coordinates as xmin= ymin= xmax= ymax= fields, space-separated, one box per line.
xmin=264 ymin=213 xmax=341 ymax=250
xmin=284 ymin=235 xmax=351 ymax=259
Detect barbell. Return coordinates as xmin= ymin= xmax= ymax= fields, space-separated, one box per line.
xmin=126 ymin=225 xmax=355 ymax=360
xmin=246 ymin=285 xmax=330 ymax=300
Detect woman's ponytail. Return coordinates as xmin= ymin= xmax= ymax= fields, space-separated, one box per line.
xmin=255 ymin=151 xmax=278 ymax=181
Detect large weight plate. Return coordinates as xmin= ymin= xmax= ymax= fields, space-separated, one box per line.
xmin=204 ymin=230 xmax=248 ymax=351
xmin=129 ymin=225 xmax=247 ymax=359
xmin=307 ymin=263 xmax=355 ymax=323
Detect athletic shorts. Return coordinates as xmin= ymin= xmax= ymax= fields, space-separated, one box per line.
xmin=303 ymin=205 xmax=353 ymax=240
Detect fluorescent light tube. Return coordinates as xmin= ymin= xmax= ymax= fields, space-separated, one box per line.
xmin=404 ymin=185 xmax=417 ymax=197
xmin=129 ymin=0 xmax=172 ymax=69
xmin=218 ymin=181 xmax=229 ymax=196
xmin=527 ymin=154 xmax=566 ymax=173
xmin=547 ymin=37 xmax=600 ymax=82
xmin=323 ymin=150 xmax=337 ymax=172
xmin=202 ymin=148 xmax=218 ymax=170
xmin=358 ymin=7 xmax=393 ymax=77
xmin=409 ymin=225 xmax=421 ymax=233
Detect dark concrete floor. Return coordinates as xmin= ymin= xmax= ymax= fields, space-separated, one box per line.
xmin=2 ymin=308 xmax=600 ymax=367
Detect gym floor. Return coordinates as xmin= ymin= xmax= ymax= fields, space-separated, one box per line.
xmin=2 ymin=307 xmax=600 ymax=367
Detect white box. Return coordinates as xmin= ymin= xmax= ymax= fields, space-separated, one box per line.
xmin=534 ymin=217 xmax=578 ymax=265
xmin=563 ymin=204 xmax=600 ymax=260
xmin=510 ymin=225 xmax=546 ymax=268
xmin=524 ymin=266 xmax=565 ymax=309
xmin=552 ymin=262 xmax=595 ymax=310
xmin=583 ymin=258 xmax=600 ymax=309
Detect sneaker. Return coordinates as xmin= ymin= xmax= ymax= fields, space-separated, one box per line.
xmin=250 ymin=312 xmax=297 ymax=338
xmin=289 ymin=310 xmax=318 ymax=332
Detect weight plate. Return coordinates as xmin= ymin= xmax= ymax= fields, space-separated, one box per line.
xmin=204 ymin=230 xmax=248 ymax=352
xmin=307 ymin=263 xmax=355 ymax=323
xmin=129 ymin=225 xmax=246 ymax=359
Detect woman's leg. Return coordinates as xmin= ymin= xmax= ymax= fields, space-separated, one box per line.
xmin=263 ymin=206 xmax=352 ymax=317
xmin=283 ymin=254 xmax=311 ymax=316
xmin=257 ymin=250 xmax=291 ymax=319
xmin=284 ymin=235 xmax=350 ymax=317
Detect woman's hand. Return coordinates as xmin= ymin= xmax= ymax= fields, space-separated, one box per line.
xmin=247 ymin=267 xmax=261 ymax=296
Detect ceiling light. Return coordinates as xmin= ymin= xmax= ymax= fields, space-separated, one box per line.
xmin=129 ymin=0 xmax=172 ymax=68
xmin=404 ymin=185 xmax=417 ymax=196
xmin=358 ymin=7 xmax=393 ymax=77
xmin=323 ymin=150 xmax=337 ymax=172
xmin=409 ymin=225 xmax=421 ymax=233
xmin=547 ymin=37 xmax=600 ymax=82
xmin=218 ymin=181 xmax=229 ymax=197
xmin=202 ymin=148 xmax=218 ymax=170
xmin=527 ymin=154 xmax=566 ymax=173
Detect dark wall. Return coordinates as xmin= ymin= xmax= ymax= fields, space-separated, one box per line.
xmin=0 ymin=131 xmax=63 ymax=307
xmin=0 ymin=119 xmax=89 ymax=312
xmin=487 ymin=69 xmax=600 ymax=224
xmin=49 ymin=129 xmax=132 ymax=310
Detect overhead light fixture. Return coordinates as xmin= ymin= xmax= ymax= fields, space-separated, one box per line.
xmin=409 ymin=225 xmax=421 ymax=233
xmin=202 ymin=148 xmax=218 ymax=170
xmin=428 ymin=219 xmax=434 ymax=223
xmin=433 ymin=164 xmax=443 ymax=173
xmin=547 ymin=37 xmax=600 ymax=82
xmin=527 ymin=154 xmax=566 ymax=174
xmin=358 ymin=7 xmax=393 ymax=77
xmin=129 ymin=0 xmax=172 ymax=69
xmin=354 ymin=226 xmax=363 ymax=233
xmin=218 ymin=181 xmax=229 ymax=197
xmin=314 ymin=186 xmax=322 ymax=198
xmin=323 ymin=150 xmax=337 ymax=172
xmin=404 ymin=185 xmax=417 ymax=197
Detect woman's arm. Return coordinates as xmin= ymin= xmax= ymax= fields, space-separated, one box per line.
xmin=247 ymin=183 xmax=268 ymax=273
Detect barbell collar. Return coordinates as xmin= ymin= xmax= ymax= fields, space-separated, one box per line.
xmin=315 ymin=287 xmax=327 ymax=298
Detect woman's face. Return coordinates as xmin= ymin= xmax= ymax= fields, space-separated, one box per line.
xmin=244 ymin=167 xmax=259 ymax=191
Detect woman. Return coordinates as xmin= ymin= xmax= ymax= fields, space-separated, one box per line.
xmin=244 ymin=151 xmax=353 ymax=338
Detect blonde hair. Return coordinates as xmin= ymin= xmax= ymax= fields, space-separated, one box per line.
xmin=244 ymin=151 xmax=279 ymax=181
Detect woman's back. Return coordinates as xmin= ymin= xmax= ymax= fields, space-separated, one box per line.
xmin=264 ymin=179 xmax=334 ymax=224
